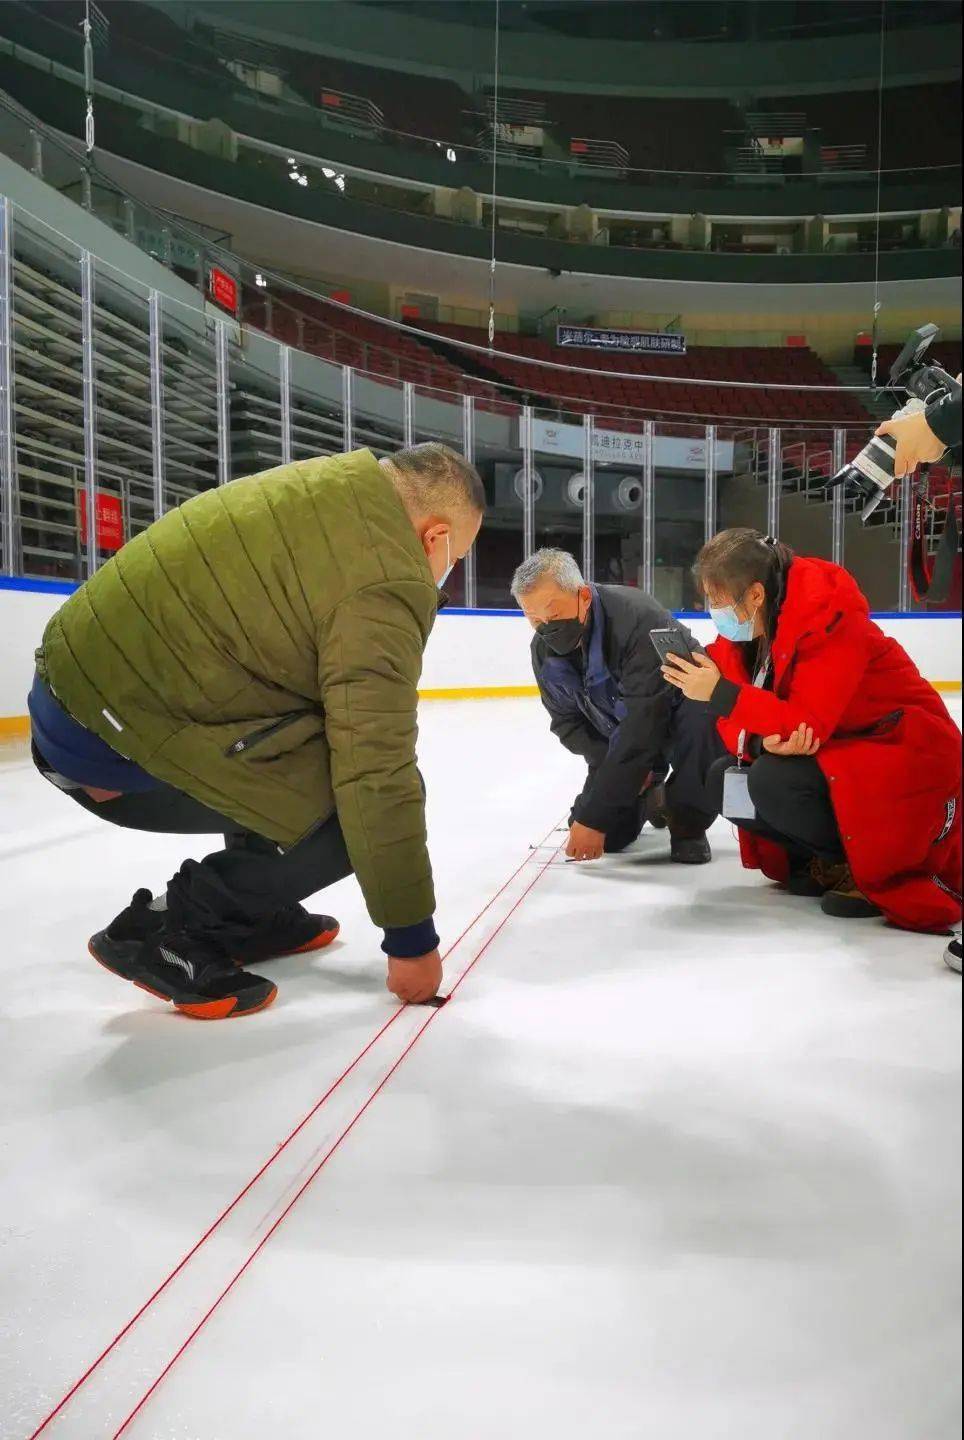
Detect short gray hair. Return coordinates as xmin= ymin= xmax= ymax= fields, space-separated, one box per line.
xmin=511 ymin=547 xmax=584 ymax=600
xmin=387 ymin=442 xmax=486 ymax=518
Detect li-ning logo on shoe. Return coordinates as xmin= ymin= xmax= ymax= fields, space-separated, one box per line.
xmin=936 ymin=798 xmax=958 ymax=845
xmin=160 ymin=947 xmax=194 ymax=981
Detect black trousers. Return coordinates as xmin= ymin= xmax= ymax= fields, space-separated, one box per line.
xmin=573 ymin=694 xmax=727 ymax=852
xmin=703 ymin=752 xmax=843 ymax=860
xmin=577 ymin=697 xmax=844 ymax=861
xmin=36 ymin=752 xmax=354 ymax=946
xmin=661 ymin=699 xmax=843 ymax=858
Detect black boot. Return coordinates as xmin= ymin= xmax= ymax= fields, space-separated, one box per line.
xmin=670 ymin=833 xmax=712 ymax=864
xmin=89 ymin=913 xmax=277 ymax=1020
xmin=666 ymin=802 xmax=712 ymax=865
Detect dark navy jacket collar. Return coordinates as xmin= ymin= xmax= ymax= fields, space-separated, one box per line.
xmin=582 ymin=585 xmax=609 ymax=689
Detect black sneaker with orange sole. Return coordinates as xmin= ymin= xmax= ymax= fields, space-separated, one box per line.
xmin=97 ymin=890 xmax=340 ymax=965
xmin=89 ymin=891 xmax=341 ymax=1020
xmin=88 ymin=922 xmax=277 ymax=1020
xmin=233 ymin=903 xmax=340 ymax=966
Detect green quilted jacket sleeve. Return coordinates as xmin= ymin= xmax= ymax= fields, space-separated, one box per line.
xmin=317 ymin=577 xmax=437 ymax=930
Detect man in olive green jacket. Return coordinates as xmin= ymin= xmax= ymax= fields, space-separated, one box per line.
xmin=29 ymin=444 xmax=484 ymax=1019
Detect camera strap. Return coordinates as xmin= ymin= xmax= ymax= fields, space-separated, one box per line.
xmin=910 ymin=472 xmax=960 ymax=604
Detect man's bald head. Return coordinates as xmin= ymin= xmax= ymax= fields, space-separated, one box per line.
xmin=380 ymin=443 xmax=485 ymax=586
xmin=382 ymin=443 xmax=485 ymax=524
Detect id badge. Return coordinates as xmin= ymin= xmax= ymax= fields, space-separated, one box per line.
xmin=722 ymin=765 xmax=756 ymax=821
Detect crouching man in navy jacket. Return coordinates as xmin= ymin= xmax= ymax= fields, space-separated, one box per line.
xmin=512 ymin=549 xmax=717 ymax=864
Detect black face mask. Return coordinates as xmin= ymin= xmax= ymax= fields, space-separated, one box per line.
xmin=537 ymin=615 xmax=586 ymax=655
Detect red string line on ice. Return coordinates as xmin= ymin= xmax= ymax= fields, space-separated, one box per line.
xmin=25 ymin=818 xmax=563 ymax=1440
xmin=111 ymin=837 xmax=564 ymax=1438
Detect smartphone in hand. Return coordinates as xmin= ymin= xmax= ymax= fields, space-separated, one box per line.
xmin=649 ymin=627 xmax=700 ymax=666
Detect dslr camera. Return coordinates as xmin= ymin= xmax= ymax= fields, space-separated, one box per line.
xmin=829 ymin=323 xmax=962 ymax=520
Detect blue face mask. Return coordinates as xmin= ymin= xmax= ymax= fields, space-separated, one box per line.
xmin=710 ymin=604 xmax=756 ymax=644
xmin=434 ymin=533 xmax=453 ymax=590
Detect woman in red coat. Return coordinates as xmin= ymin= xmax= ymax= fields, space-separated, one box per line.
xmin=661 ymin=527 xmax=961 ymax=934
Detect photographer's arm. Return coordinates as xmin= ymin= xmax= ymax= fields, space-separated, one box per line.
xmin=924 ymin=390 xmax=961 ymax=450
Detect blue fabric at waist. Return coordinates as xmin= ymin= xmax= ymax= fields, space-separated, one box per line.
xmin=28 ymin=673 xmax=161 ymax=792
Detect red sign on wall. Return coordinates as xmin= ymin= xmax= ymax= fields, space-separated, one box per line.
xmin=208 ymin=265 xmax=239 ymax=314
xmin=78 ymin=490 xmax=124 ymax=552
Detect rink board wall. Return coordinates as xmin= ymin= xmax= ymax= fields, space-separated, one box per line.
xmin=0 ymin=581 xmax=961 ymax=731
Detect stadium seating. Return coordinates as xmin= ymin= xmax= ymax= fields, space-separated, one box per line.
xmin=241 ymin=284 xmax=875 ymax=432
xmin=418 ymin=322 xmax=872 ymax=425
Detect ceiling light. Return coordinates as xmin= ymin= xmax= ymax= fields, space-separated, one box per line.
xmin=298 ymin=175 xmax=309 ymax=187
xmin=254 ymin=272 xmax=267 ymax=288
xmin=446 ymin=147 xmax=456 ymax=162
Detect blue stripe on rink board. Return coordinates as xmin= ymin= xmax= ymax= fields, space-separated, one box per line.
xmin=0 ymin=576 xmax=80 ymax=595
xmin=441 ymin=607 xmax=964 ymax=620
xmin=2 ymin=577 xmax=961 ymax=622
xmin=865 ymin=611 xmax=963 ymax=620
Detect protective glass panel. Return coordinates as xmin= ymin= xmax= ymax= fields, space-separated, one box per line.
xmin=473 ymin=392 xmax=522 ymax=610
xmin=160 ymin=292 xmax=219 ymax=511
xmin=530 ymin=401 xmax=587 ymax=581
xmin=785 ymin=425 xmax=837 ymax=564
xmin=926 ymin=476 xmax=962 ymax=613
xmin=413 ymin=380 xmax=469 ymax=605
xmin=228 ymin=334 xmax=283 ymax=481
xmin=92 ymin=257 xmax=154 ymax=568
xmin=591 ymin=413 xmax=647 ymax=591
xmin=836 ymin=421 xmax=902 ymax=610
xmin=653 ymin=418 xmax=706 ymax=613
xmin=717 ymin=422 xmax=772 ymax=541
xmin=7 ymin=208 xmax=84 ymax=581
xmin=288 ymin=345 xmax=347 ymax=463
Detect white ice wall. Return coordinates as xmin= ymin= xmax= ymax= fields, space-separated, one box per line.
xmin=1 ymin=585 xmax=960 ymax=720
xmin=420 ymin=608 xmax=963 ymax=695
xmin=0 ymin=585 xmax=69 ymax=723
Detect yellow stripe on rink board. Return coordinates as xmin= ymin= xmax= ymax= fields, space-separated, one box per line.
xmin=418 ymin=685 xmax=541 ymax=700
xmin=1 ymin=678 xmax=960 ymax=735
xmin=421 ymin=681 xmax=961 ymax=699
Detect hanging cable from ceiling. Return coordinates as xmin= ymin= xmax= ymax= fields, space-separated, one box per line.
xmin=487 ymin=0 xmax=502 ymax=348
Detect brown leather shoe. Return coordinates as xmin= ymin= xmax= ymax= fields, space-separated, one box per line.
xmin=820 ymin=865 xmax=880 ymax=919
xmin=787 ymin=857 xmax=849 ymax=896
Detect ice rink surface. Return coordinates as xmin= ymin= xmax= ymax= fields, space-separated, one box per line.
xmin=1 ymin=697 xmax=961 ymax=1440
